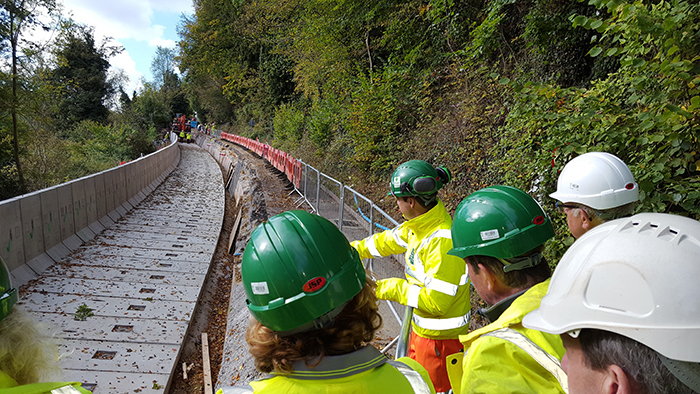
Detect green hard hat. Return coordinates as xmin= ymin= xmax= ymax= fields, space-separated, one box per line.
xmin=1 ymin=255 xmax=18 ymax=323
xmin=242 ymin=210 xmax=365 ymax=334
xmin=388 ymin=160 xmax=451 ymax=198
xmin=448 ymin=185 xmax=554 ymax=261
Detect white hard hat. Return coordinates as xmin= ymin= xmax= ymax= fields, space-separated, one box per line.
xmin=549 ymin=152 xmax=638 ymax=210
xmin=524 ymin=212 xmax=700 ymax=363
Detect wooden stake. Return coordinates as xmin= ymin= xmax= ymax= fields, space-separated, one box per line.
xmin=182 ymin=362 xmax=188 ymax=380
xmin=202 ymin=333 xmax=213 ymax=394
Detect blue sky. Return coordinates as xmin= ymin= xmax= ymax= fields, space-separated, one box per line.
xmin=60 ymin=0 xmax=193 ymax=96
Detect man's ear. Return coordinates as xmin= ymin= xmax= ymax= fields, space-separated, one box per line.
xmin=579 ymin=209 xmax=593 ymax=231
xmin=601 ymin=364 xmax=634 ymax=394
xmin=478 ymin=263 xmax=497 ymax=292
xmin=406 ymin=196 xmax=417 ymax=209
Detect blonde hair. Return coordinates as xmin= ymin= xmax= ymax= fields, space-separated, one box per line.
xmin=0 ymin=307 xmax=62 ymax=385
xmin=246 ymin=273 xmax=383 ymax=374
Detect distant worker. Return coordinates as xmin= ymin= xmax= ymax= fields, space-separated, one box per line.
xmin=178 ymin=114 xmax=187 ymax=133
xmin=524 ymin=212 xmax=700 ymax=394
xmin=550 ymin=152 xmax=638 ymax=238
xmin=350 ymin=160 xmax=469 ymax=393
xmin=217 ymin=210 xmax=436 ymax=394
xmin=186 ymin=131 xmax=191 ymax=143
xmin=0 ymin=257 xmax=92 ymax=393
xmin=179 ymin=129 xmax=185 ymax=143
xmin=446 ymin=185 xmax=566 ymax=394
xmin=190 ymin=117 xmax=197 ymax=131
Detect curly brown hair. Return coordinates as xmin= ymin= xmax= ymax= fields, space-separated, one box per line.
xmin=246 ymin=271 xmax=383 ymax=374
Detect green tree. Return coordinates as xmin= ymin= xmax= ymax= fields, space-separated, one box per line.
xmin=50 ymin=21 xmax=121 ymax=128
xmin=0 ymin=0 xmax=59 ymax=194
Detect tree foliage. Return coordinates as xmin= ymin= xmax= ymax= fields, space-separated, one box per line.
xmin=0 ymin=8 xmax=166 ymax=200
xmin=50 ymin=21 xmax=119 ymax=128
xmin=177 ymin=0 xmax=699 ymax=263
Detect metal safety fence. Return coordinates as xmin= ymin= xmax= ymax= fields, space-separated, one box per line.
xmin=214 ymin=131 xmax=412 ymax=358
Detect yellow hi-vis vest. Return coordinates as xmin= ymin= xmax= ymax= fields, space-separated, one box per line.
xmin=216 ymin=346 xmax=435 ymax=394
xmin=446 ymin=279 xmax=568 ymax=394
xmin=0 ymin=370 xmax=92 ymax=394
xmin=350 ymin=199 xmax=470 ymax=339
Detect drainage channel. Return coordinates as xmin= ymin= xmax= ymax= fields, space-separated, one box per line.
xmin=17 ymin=144 xmax=225 ymax=394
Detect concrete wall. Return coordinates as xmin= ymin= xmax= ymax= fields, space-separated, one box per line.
xmin=0 ymin=139 xmax=181 ymax=286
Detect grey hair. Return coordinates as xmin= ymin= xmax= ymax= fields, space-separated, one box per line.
xmin=572 ymin=202 xmax=636 ymax=223
xmin=579 ymin=329 xmax=697 ymax=394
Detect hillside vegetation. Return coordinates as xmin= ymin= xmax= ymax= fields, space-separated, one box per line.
xmin=179 ymin=0 xmax=699 ymax=259
xmin=1 ymin=7 xmax=189 ymax=200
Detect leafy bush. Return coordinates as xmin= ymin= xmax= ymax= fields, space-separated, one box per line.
xmin=272 ymin=102 xmax=306 ymax=144
xmin=348 ymin=66 xmax=426 ymax=174
xmin=498 ymin=0 xmax=700 ymax=259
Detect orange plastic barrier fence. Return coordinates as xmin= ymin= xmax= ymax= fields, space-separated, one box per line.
xmin=217 ymin=133 xmax=304 ymax=190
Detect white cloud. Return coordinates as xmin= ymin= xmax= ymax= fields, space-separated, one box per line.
xmin=63 ymin=0 xmax=165 ymax=42
xmin=56 ymin=0 xmax=192 ymax=94
xmin=110 ymin=51 xmax=143 ymax=96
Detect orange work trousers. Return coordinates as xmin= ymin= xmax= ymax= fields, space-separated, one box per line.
xmin=409 ymin=330 xmax=463 ymax=393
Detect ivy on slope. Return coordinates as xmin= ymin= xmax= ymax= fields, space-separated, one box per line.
xmin=498 ymin=0 xmax=700 ymax=258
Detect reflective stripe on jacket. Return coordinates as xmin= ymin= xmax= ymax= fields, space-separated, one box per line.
xmin=216 ymin=346 xmax=435 ymax=394
xmin=446 ymin=279 xmax=567 ymax=394
xmin=350 ymin=200 xmax=470 ymax=339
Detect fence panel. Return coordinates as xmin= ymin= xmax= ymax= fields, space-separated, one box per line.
xmin=222 ymin=133 xmax=415 ymax=357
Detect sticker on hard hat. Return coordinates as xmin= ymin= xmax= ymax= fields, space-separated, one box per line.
xmin=251 ymin=281 xmax=270 ymax=295
xmin=303 ymin=277 xmax=326 ymax=293
xmin=480 ymin=229 xmax=500 ymax=241
xmin=392 ymin=176 xmax=401 ymax=188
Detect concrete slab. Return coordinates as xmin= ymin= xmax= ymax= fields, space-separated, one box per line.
xmin=62 ymin=234 xmax=83 ymax=252
xmin=23 ymin=277 xmax=202 ymax=301
xmin=58 ymin=338 xmax=180 ymax=374
xmin=21 ymin=293 xmax=195 ymax=321
xmin=10 ymin=264 xmax=38 ymax=287
xmin=115 ymin=204 xmax=128 ymax=216
xmin=74 ymin=245 xmax=212 ymax=264
xmin=19 ymin=145 xmax=224 ymax=393
xmin=62 ymin=369 xmax=170 ymax=394
xmin=0 ymin=198 xmax=25 ymax=272
xmin=43 ymin=265 xmax=206 ymax=287
xmin=98 ymin=228 xmax=218 ymax=244
xmin=88 ymin=220 xmax=106 ymax=235
xmin=46 ymin=242 xmax=71 ymax=262
xmin=34 ymin=313 xmax=189 ymax=343
xmin=85 ymin=237 xmax=215 ymax=255
xmin=50 ymin=255 xmax=210 ymax=275
xmin=107 ymin=209 xmax=121 ymax=223
xmin=98 ymin=215 xmax=115 ymax=229
xmin=76 ymin=226 xmax=97 ymax=243
xmin=25 ymin=253 xmax=55 ymax=277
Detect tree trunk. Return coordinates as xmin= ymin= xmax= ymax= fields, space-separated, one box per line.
xmin=10 ymin=5 xmax=27 ymax=194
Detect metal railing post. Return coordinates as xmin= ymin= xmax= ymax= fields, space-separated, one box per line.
xmin=315 ymin=169 xmax=320 ymax=214
xmin=303 ymin=163 xmax=308 ymax=198
xmin=338 ymin=186 xmax=345 ymax=232
xmin=396 ymin=306 xmax=414 ymax=358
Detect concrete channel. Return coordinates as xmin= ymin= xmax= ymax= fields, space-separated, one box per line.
xmin=17 ymin=144 xmax=224 ymax=394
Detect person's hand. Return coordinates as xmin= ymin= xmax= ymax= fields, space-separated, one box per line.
xmin=375 ymin=277 xmax=406 ymax=302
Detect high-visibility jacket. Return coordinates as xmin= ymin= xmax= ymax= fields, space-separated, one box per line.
xmin=446 ymin=279 xmax=568 ymax=394
xmin=179 ymin=131 xmax=185 ymax=138
xmin=351 ymin=200 xmax=470 ymax=339
xmin=0 ymin=370 xmax=92 ymax=394
xmin=216 ymin=346 xmax=435 ymax=394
